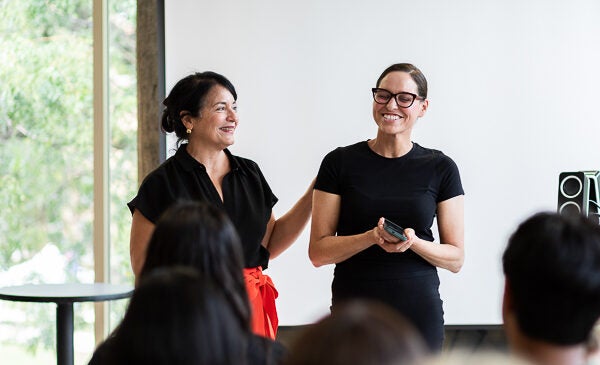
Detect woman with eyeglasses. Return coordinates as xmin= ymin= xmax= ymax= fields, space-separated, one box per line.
xmin=309 ymin=63 xmax=464 ymax=352
xmin=128 ymin=71 xmax=314 ymax=339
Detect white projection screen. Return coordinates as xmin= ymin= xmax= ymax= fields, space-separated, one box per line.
xmin=164 ymin=0 xmax=600 ymax=326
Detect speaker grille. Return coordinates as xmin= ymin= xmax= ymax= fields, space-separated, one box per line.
xmin=558 ymin=171 xmax=600 ymax=222
xmin=560 ymin=175 xmax=582 ymax=198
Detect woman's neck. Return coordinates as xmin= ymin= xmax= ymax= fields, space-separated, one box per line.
xmin=185 ymin=142 xmax=228 ymax=172
xmin=368 ymin=135 xmax=413 ymax=158
xmin=511 ymin=330 xmax=591 ymax=365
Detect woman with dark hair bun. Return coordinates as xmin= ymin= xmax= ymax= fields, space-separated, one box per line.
xmin=128 ymin=71 xmax=314 ymax=339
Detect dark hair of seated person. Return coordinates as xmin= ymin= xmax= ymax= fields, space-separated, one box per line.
xmin=284 ymin=299 xmax=428 ymax=365
xmin=88 ymin=266 xmax=248 ymax=365
xmin=140 ymin=200 xmax=250 ymax=329
xmin=502 ymin=212 xmax=600 ymax=345
xmin=139 ymin=200 xmax=285 ymax=365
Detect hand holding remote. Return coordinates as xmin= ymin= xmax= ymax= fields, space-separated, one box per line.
xmin=383 ymin=218 xmax=408 ymax=242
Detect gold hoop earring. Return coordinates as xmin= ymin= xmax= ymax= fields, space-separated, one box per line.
xmin=186 ymin=128 xmax=192 ymax=135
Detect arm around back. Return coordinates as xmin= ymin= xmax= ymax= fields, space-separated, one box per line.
xmin=262 ymin=178 xmax=315 ymax=259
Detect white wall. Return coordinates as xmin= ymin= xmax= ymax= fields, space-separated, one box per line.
xmin=165 ymin=0 xmax=600 ymax=325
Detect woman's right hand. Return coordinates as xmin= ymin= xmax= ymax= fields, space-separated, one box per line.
xmin=375 ymin=217 xmax=415 ymax=253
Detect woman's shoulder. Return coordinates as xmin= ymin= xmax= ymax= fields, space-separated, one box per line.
xmin=340 ymin=140 xmax=368 ymax=152
xmin=413 ymin=142 xmax=443 ymax=156
xmin=139 ymin=146 xmax=197 ymax=183
xmin=137 ymin=155 xmax=179 ymax=188
xmin=412 ymin=143 xmax=458 ymax=165
xmin=324 ymin=140 xmax=368 ymax=158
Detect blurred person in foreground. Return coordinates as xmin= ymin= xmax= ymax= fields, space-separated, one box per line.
xmin=284 ymin=299 xmax=427 ymax=365
xmin=140 ymin=200 xmax=286 ymax=364
xmin=89 ymin=266 xmax=248 ymax=365
xmin=502 ymin=212 xmax=600 ymax=365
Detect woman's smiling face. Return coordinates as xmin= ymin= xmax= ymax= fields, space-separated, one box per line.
xmin=372 ymin=71 xmax=428 ymax=136
xmin=192 ymin=84 xmax=239 ymax=149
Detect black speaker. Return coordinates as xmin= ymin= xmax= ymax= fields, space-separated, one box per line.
xmin=558 ymin=171 xmax=600 ymax=222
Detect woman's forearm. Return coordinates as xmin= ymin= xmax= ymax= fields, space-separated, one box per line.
xmin=265 ymin=180 xmax=314 ymax=259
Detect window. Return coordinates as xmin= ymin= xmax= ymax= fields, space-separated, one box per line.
xmin=0 ymin=0 xmax=136 ymax=363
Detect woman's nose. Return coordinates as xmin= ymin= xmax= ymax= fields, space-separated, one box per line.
xmin=227 ymin=107 xmax=238 ymax=122
xmin=386 ymin=96 xmax=399 ymax=109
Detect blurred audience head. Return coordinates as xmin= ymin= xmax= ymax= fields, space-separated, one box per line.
xmin=284 ymin=299 xmax=427 ymax=365
xmin=502 ymin=212 xmax=600 ymax=364
xmin=92 ymin=266 xmax=247 ymax=365
xmin=140 ymin=200 xmax=251 ymax=330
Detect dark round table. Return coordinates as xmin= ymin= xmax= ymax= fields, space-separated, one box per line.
xmin=0 ymin=283 xmax=133 ymax=365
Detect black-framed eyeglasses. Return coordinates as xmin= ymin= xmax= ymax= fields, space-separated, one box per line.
xmin=371 ymin=88 xmax=425 ymax=108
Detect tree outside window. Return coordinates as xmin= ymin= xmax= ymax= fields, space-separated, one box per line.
xmin=0 ymin=0 xmax=137 ymax=363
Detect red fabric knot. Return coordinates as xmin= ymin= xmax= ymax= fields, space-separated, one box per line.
xmin=244 ymin=266 xmax=279 ymax=339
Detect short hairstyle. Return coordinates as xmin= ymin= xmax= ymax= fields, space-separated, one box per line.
xmin=284 ymin=299 xmax=426 ymax=365
xmin=94 ymin=266 xmax=247 ymax=365
xmin=503 ymin=212 xmax=600 ymax=345
xmin=140 ymin=201 xmax=251 ymax=332
xmin=161 ymin=71 xmax=237 ymax=144
xmin=376 ymin=63 xmax=428 ymax=98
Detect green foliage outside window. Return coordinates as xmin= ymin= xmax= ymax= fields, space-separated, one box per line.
xmin=0 ymin=0 xmax=137 ymax=360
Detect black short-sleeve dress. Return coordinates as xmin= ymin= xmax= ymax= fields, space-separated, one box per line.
xmin=315 ymin=140 xmax=464 ymax=351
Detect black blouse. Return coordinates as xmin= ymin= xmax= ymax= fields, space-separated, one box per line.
xmin=128 ymin=145 xmax=277 ymax=269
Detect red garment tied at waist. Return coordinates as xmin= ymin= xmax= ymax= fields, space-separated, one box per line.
xmin=243 ymin=266 xmax=279 ymax=339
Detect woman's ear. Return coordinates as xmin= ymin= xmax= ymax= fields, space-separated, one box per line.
xmin=180 ymin=111 xmax=193 ymax=129
xmin=502 ymin=278 xmax=519 ymax=342
xmin=418 ymin=99 xmax=429 ymax=118
xmin=179 ymin=110 xmax=189 ymax=120
xmin=502 ymin=279 xmax=514 ymax=314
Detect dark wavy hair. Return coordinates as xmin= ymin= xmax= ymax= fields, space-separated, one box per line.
xmin=91 ymin=267 xmax=247 ymax=365
xmin=140 ymin=201 xmax=251 ymax=332
xmin=161 ymin=71 xmax=237 ymax=145
xmin=376 ymin=63 xmax=428 ymax=99
xmin=503 ymin=212 xmax=600 ymax=345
